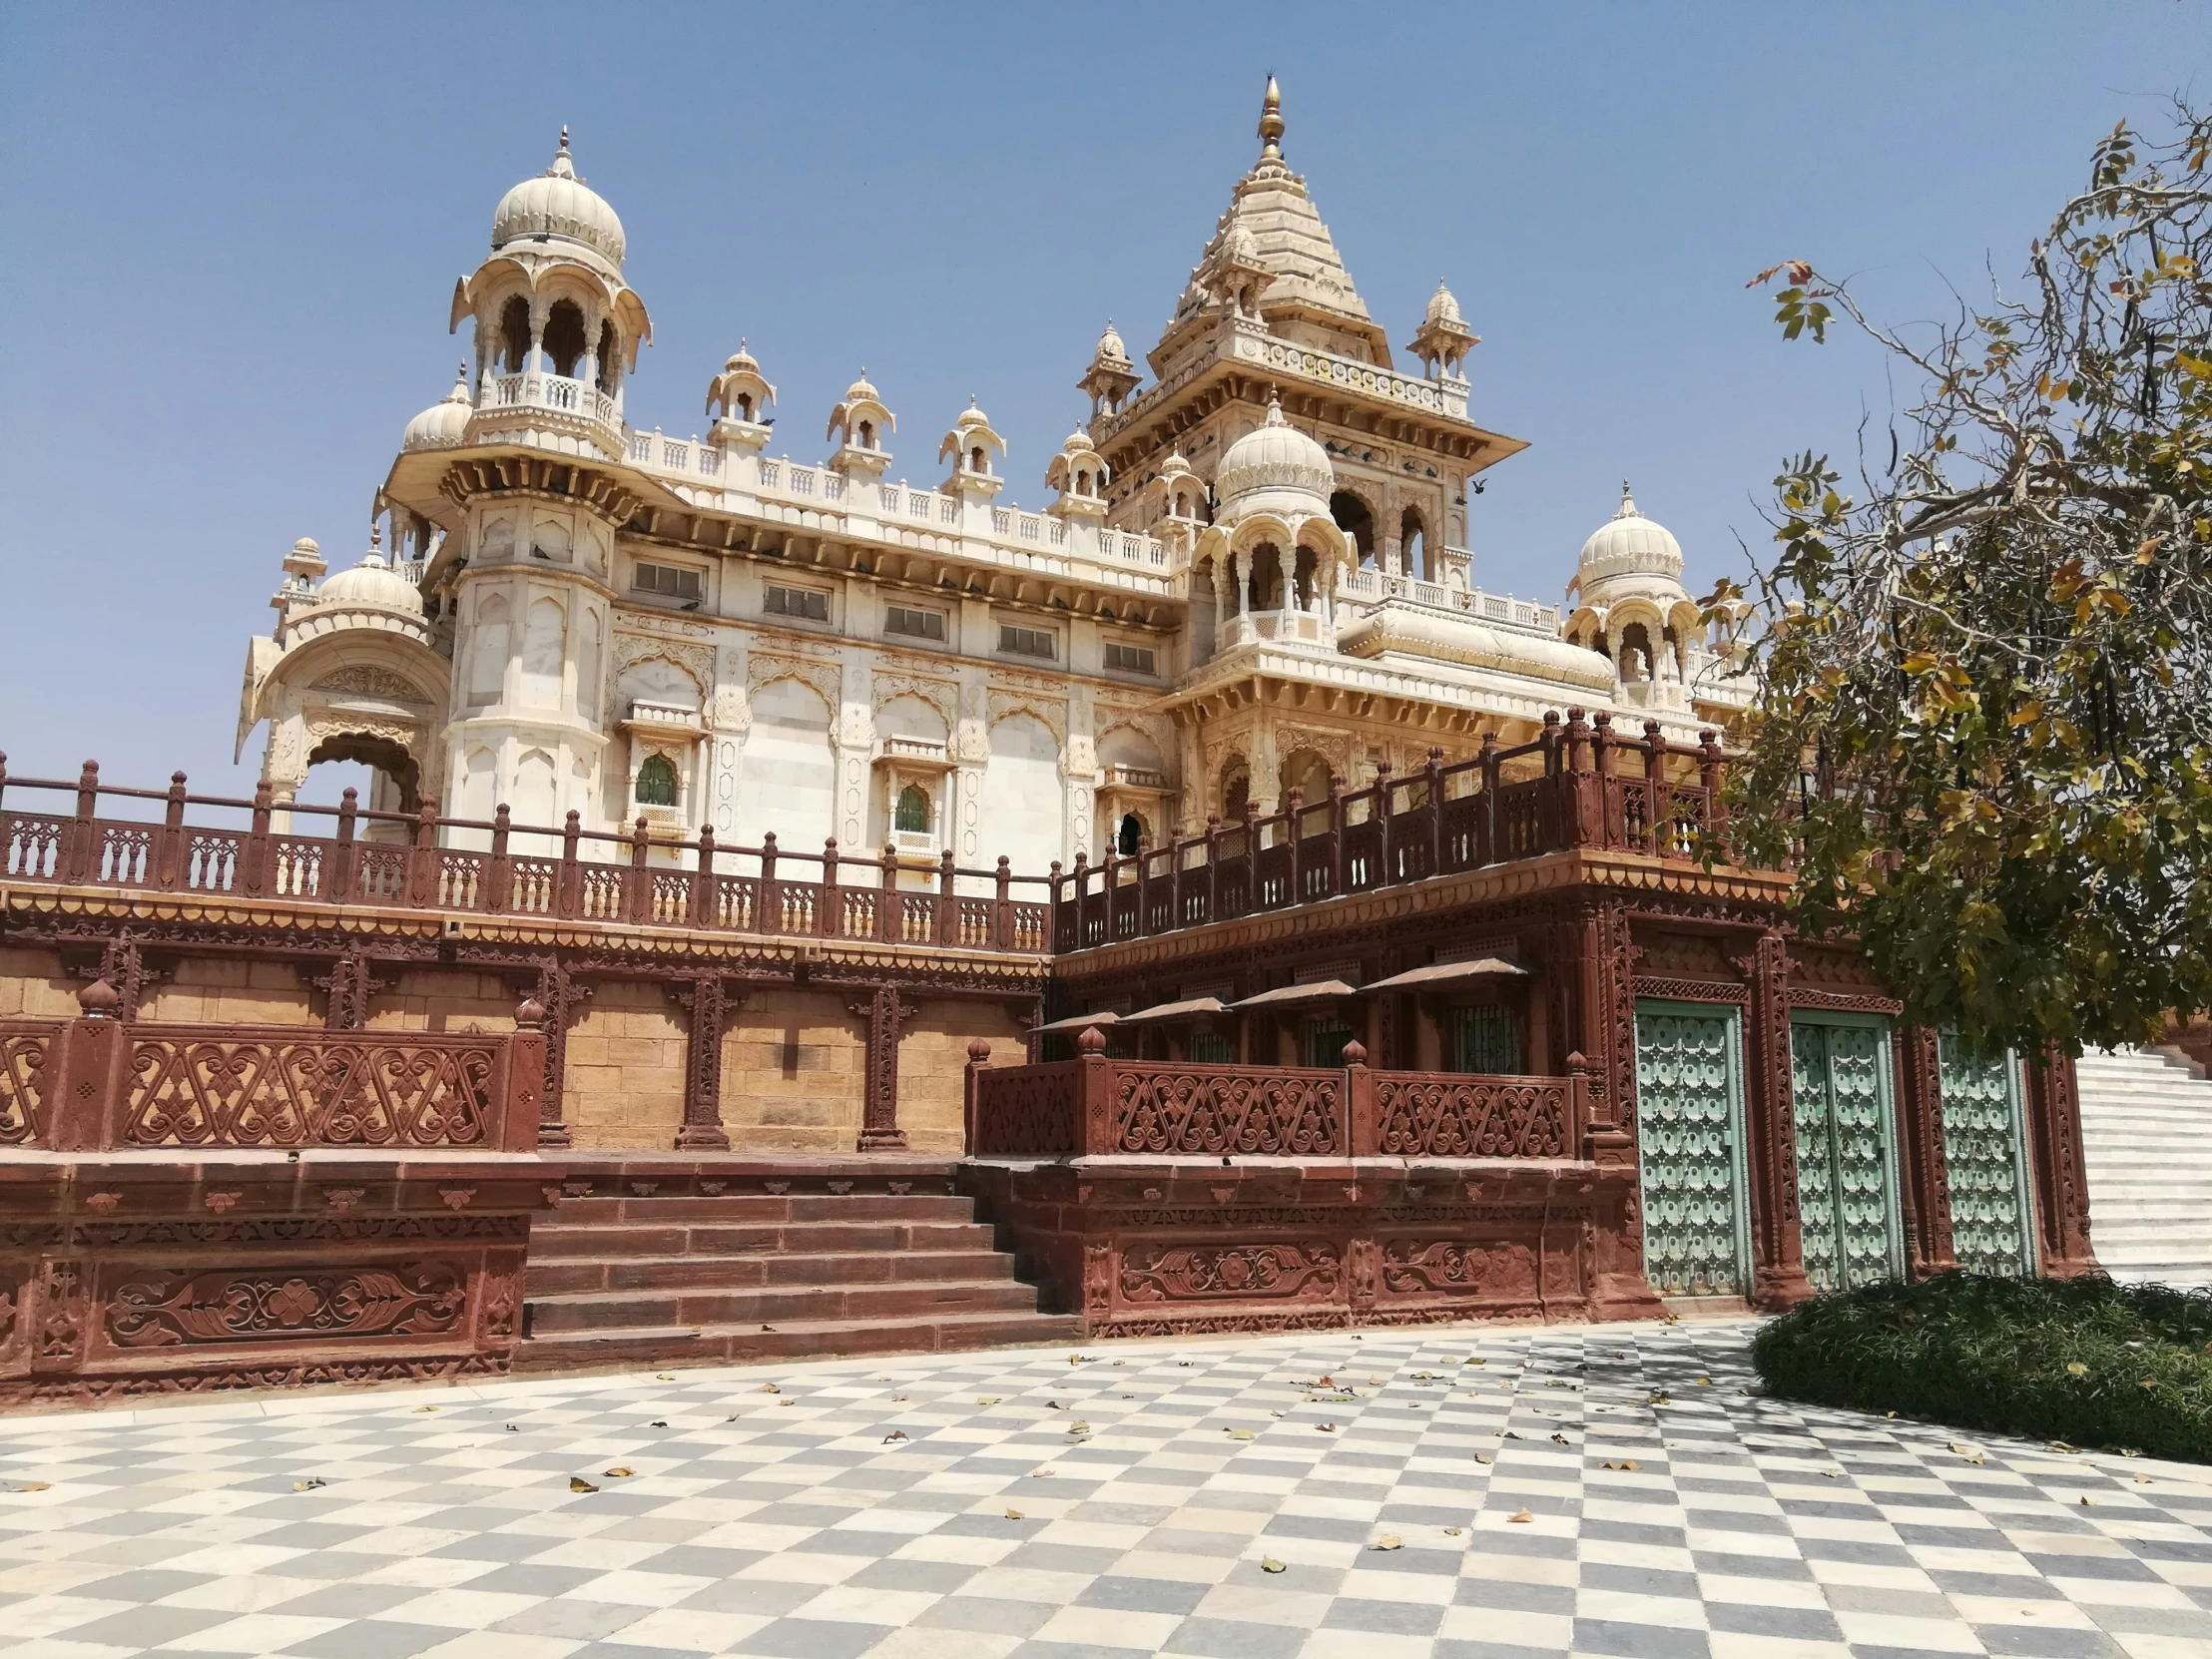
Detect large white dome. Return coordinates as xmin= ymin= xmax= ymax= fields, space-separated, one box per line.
xmin=1577 ymin=484 xmax=1684 ymax=587
xmin=491 ymin=130 xmax=626 ymax=269
xmin=1216 ymin=393 xmax=1333 ymax=509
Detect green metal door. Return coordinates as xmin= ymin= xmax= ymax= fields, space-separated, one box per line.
xmin=1633 ymin=1001 xmax=1751 ymax=1297
xmin=1791 ymin=1015 xmax=1905 ymax=1291
xmin=1938 ymin=1033 xmax=2035 ymax=1277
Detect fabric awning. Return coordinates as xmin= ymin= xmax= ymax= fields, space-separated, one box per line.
xmin=1117 ymin=995 xmax=1230 ymax=1025
xmin=1032 ymin=1010 xmax=1120 ymax=1035
xmin=1362 ymin=956 xmax=1532 ymax=993
xmin=1229 ymin=980 xmax=1363 ymax=1011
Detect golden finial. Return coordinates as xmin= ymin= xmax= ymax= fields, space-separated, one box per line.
xmin=1258 ymin=75 xmax=1284 ymax=159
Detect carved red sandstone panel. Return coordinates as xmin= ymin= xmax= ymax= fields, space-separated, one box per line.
xmin=1380 ymin=1238 xmax=1539 ymax=1298
xmin=1119 ymin=1241 xmax=1342 ymax=1303
xmin=101 ymin=1260 xmax=469 ymax=1350
xmin=1116 ymin=1066 xmax=1343 ymax=1155
xmin=123 ymin=1036 xmax=497 ymax=1149
xmin=971 ymin=1063 xmax=1081 ymax=1155
xmin=1374 ymin=1074 xmax=1570 ymax=1158
xmin=0 ymin=1024 xmax=54 ymax=1146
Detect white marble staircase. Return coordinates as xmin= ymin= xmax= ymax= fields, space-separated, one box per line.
xmin=2074 ymin=1046 xmax=2212 ymax=1290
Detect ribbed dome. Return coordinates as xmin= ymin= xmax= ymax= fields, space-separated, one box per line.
xmin=401 ymin=365 xmax=473 ymax=452
xmin=953 ymin=398 xmax=992 ymax=432
xmin=1577 ymin=483 xmax=1684 ymax=585
xmin=1216 ymin=393 xmax=1333 ymax=508
xmin=491 ymin=130 xmax=626 ymax=269
xmin=315 ymin=540 xmax=424 ymax=616
xmin=1094 ymin=320 xmax=1130 ymax=363
xmin=1425 ymin=280 xmax=1462 ymax=326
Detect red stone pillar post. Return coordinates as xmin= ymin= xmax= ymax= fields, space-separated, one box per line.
xmin=670 ymin=976 xmax=735 ymax=1152
xmin=1894 ymin=1026 xmax=1958 ymax=1278
xmin=1737 ymin=930 xmax=1813 ymax=1308
xmin=850 ymin=985 xmax=916 ymax=1152
xmin=2025 ymin=1045 xmax=2099 ymax=1277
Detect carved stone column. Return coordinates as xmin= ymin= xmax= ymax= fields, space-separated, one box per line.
xmin=68 ymin=931 xmax=164 ymax=1023
xmin=1894 ymin=1026 xmax=1957 ymax=1278
xmin=312 ymin=950 xmax=391 ymax=1031
xmin=1735 ymin=930 xmax=1812 ymax=1308
xmin=668 ymin=976 xmax=743 ymax=1152
xmin=518 ymin=959 xmax=593 ymax=1150
xmin=847 ymin=984 xmax=918 ymax=1151
xmin=2025 ymin=1045 xmax=2099 ymax=1277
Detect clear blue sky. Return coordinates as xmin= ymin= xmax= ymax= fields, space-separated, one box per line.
xmin=2 ymin=2 xmax=2203 ymax=796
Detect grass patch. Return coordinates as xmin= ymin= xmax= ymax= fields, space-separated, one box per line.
xmin=1750 ymin=1273 xmax=2212 ymax=1463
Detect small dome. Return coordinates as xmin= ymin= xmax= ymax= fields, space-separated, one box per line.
xmin=723 ymin=343 xmax=761 ymax=374
xmin=1094 ymin=320 xmax=1130 ymax=364
xmin=1425 ymin=279 xmax=1462 ymax=326
xmin=843 ymin=371 xmax=880 ymax=405
xmin=1216 ymin=392 xmax=1333 ymax=508
xmin=1577 ymin=483 xmax=1684 ymax=586
xmin=954 ymin=397 xmax=992 ymax=431
xmin=314 ymin=534 xmax=424 ymax=616
xmin=292 ymin=536 xmax=319 ymax=558
xmin=1159 ymin=447 xmax=1196 ymax=479
xmin=490 ymin=129 xmax=626 ymax=269
xmin=1061 ymin=427 xmax=1100 ymax=456
xmin=402 ymin=364 xmax=473 ymax=452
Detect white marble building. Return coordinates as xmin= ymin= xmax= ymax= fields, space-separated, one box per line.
xmin=238 ymin=88 xmax=1748 ymax=881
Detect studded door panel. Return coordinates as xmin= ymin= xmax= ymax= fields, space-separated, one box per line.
xmin=1938 ymin=1033 xmax=2033 ymax=1277
xmin=1633 ymin=1003 xmax=1748 ymax=1297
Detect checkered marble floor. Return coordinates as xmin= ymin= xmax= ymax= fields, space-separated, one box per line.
xmin=1 ymin=1323 xmax=2208 ymax=1659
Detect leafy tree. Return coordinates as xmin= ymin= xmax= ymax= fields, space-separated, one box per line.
xmin=1725 ymin=104 xmax=2212 ymax=1056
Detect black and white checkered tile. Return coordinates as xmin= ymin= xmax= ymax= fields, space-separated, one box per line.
xmin=0 ymin=1323 xmax=2205 ymax=1658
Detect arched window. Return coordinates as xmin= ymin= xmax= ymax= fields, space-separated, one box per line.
xmin=1330 ymin=491 xmax=1377 ymax=567
xmin=1076 ymin=469 xmax=1091 ymax=496
xmin=970 ymin=445 xmax=986 ymax=475
xmin=1400 ymin=507 xmax=1427 ymax=582
xmin=894 ymin=784 xmax=930 ymax=834
xmin=499 ymin=296 xmax=531 ymax=374
xmin=543 ymin=300 xmax=587 ymax=378
xmin=1619 ymin=623 xmax=1654 ymax=681
xmin=857 ymin=419 xmax=874 ymax=448
xmin=594 ymin=320 xmax=618 ymax=393
xmin=635 ymin=754 xmax=679 ymax=807
xmin=735 ymin=392 xmax=753 ymax=420
xmin=1117 ymin=813 xmax=1144 ymax=855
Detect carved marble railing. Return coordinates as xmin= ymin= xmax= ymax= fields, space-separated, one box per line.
xmin=966 ymin=1031 xmax=1595 ymax=1160
xmin=1338 ymin=570 xmax=1559 ymax=636
xmin=14 ymin=993 xmax=548 ymax=1154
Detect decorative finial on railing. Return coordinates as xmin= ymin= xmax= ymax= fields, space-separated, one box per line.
xmin=78 ymin=977 xmax=121 ymax=1018
xmin=1077 ymin=1025 xmax=1108 ymax=1054
xmin=966 ymin=1037 xmax=991 ymax=1065
xmin=515 ymin=996 xmax=547 ymax=1030
xmin=1341 ymin=1039 xmax=1368 ymax=1066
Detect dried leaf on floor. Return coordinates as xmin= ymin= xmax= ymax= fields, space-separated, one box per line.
xmin=1508 ymin=1508 xmax=1534 ymax=1523
xmin=569 ymin=1477 xmax=598 ymax=1492
xmin=1261 ymin=1556 xmax=1286 ymax=1573
xmin=1373 ymin=1534 xmax=1402 ymax=1550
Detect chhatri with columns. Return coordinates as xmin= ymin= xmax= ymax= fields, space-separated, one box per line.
xmin=237 ymin=84 xmax=1748 ymax=881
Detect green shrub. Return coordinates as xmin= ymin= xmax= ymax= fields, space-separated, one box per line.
xmin=1751 ymin=1273 xmax=2212 ymax=1463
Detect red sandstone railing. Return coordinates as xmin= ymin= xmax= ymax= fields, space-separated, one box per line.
xmin=9 ymin=984 xmax=548 ymax=1153
xmin=964 ymin=1030 xmax=1593 ymax=1161
xmin=0 ymin=757 xmax=1052 ymax=956
xmin=1052 ymin=708 xmax=1729 ymax=952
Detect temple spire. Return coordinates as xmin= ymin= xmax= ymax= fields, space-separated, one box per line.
xmin=1258 ymin=75 xmax=1284 ymax=161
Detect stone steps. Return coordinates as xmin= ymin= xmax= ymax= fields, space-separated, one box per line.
xmin=518 ymin=1160 xmax=1077 ymax=1374
xmin=2074 ymin=1048 xmax=2212 ymax=1290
